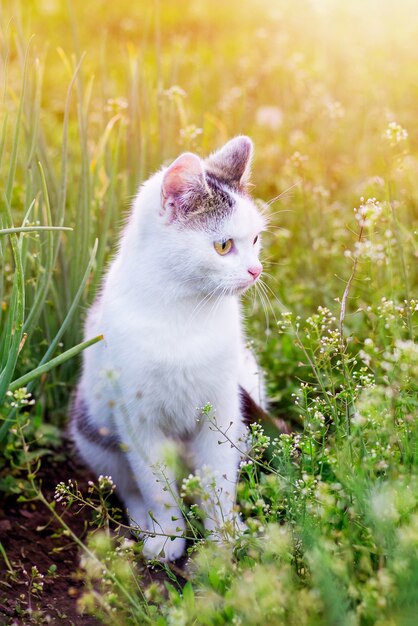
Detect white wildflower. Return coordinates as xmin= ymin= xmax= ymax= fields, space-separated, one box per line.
xmin=179 ymin=124 xmax=203 ymax=143
xmin=255 ymin=105 xmax=283 ymax=130
xmin=163 ymin=85 xmax=187 ymax=100
xmin=383 ymin=121 xmax=408 ymax=146
xmin=98 ymin=475 xmax=116 ymax=491
xmin=354 ymin=197 xmax=382 ymax=228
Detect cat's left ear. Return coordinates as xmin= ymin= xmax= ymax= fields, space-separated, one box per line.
xmin=161 ymin=152 xmax=207 ymax=222
xmin=205 ymin=135 xmax=253 ymax=189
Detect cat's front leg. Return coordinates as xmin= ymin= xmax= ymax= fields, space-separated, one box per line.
xmin=117 ymin=419 xmax=186 ymax=561
xmin=191 ymin=399 xmax=246 ymax=540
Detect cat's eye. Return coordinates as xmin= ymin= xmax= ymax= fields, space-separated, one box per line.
xmin=214 ymin=238 xmax=233 ymax=255
xmin=253 ymin=235 xmax=259 ymax=244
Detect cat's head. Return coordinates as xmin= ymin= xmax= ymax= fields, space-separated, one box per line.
xmin=154 ymin=136 xmax=265 ymax=297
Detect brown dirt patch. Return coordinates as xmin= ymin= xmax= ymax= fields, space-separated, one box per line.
xmin=0 ymin=443 xmax=186 ymax=625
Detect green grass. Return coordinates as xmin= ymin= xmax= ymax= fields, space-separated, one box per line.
xmin=0 ymin=0 xmax=417 ymax=624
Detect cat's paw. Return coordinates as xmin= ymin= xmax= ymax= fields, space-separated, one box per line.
xmin=143 ymin=534 xmax=186 ymax=562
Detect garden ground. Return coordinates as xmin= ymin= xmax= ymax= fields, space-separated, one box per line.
xmin=0 ymin=440 xmax=190 ymax=625
xmin=1 ymin=1 xmax=417 ymax=624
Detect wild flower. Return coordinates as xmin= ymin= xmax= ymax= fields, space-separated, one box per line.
xmin=305 ymin=306 xmax=337 ymax=329
xmin=391 ymin=339 xmax=418 ymax=365
xmin=255 ymin=105 xmax=283 ymax=130
xmin=398 ymin=512 xmax=418 ymax=549
xmin=239 ymin=459 xmax=254 ymax=470
xmin=163 ymin=85 xmax=187 ymax=100
xmin=383 ymin=121 xmax=408 ymax=145
xmin=289 ymin=128 xmax=307 ymax=146
xmin=351 ymin=239 xmax=386 ymax=264
xmin=324 ymin=98 xmax=345 ymax=120
xmin=311 ymin=185 xmax=330 ymax=200
xmin=27 ymin=565 xmax=45 ymax=595
xmin=270 ymin=433 xmax=299 ymax=460
xmin=179 ymin=124 xmax=203 ymax=143
xmin=358 ymin=349 xmax=372 ymax=367
xmin=54 ymin=479 xmax=77 ymax=504
xmin=5 ymin=388 xmax=35 ymax=409
xmin=97 ymin=474 xmax=116 ymax=492
xmin=246 ymin=422 xmax=271 ymax=459
xmin=201 ymin=402 xmax=214 ymax=417
xmin=370 ymin=484 xmax=400 ymax=523
xmin=288 ymin=151 xmax=309 ymax=169
xmin=354 ymin=197 xmax=383 ymax=228
xmin=352 ymin=367 xmax=375 ymax=390
xmin=180 ymin=473 xmax=202 ymax=498
xmin=105 ymin=97 xmax=129 ymax=113
xmin=277 ymin=310 xmax=295 ymax=333
xmin=100 ymin=368 xmax=121 ymax=382
xmin=218 ymin=85 xmax=243 ymax=111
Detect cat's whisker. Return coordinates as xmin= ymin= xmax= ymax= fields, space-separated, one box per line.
xmin=208 ymin=286 xmax=228 ymax=320
xmin=264 ymin=183 xmax=299 ymax=206
xmin=250 ymin=281 xmax=258 ymax=314
xmin=262 ymin=226 xmax=290 ymax=236
xmin=262 ymin=257 xmax=287 ymax=267
xmin=261 ymin=211 xmax=292 ymax=229
xmin=259 ymin=276 xmax=279 ymax=296
xmin=258 ymin=278 xmax=279 ymax=327
xmin=265 ymin=206 xmax=295 ymax=216
xmin=261 ymin=271 xmax=278 ymax=282
xmin=263 ymin=263 xmax=287 ymax=269
xmin=188 ymin=285 xmax=220 ymax=322
xmin=257 ymin=279 xmax=271 ymax=312
xmin=206 ymin=290 xmax=221 ymax=320
xmin=258 ymin=278 xmax=285 ymax=316
xmin=254 ymin=281 xmax=270 ymax=331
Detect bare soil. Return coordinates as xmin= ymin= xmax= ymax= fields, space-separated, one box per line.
xmin=0 ymin=444 xmax=184 ymax=625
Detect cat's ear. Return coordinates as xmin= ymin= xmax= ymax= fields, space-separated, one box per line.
xmin=161 ymin=152 xmax=207 ymax=222
xmin=205 ymin=135 xmax=253 ymax=188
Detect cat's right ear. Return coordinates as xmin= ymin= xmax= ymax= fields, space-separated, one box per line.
xmin=160 ymin=153 xmax=207 ymax=223
xmin=205 ymin=136 xmax=253 ymax=189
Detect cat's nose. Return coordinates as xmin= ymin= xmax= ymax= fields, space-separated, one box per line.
xmin=248 ymin=265 xmax=262 ymax=280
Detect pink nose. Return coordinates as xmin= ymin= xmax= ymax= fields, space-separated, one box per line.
xmin=248 ymin=265 xmax=262 ymax=280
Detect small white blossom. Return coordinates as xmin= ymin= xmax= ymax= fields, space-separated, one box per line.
xmin=255 ymin=105 xmax=283 ymax=130
xmin=383 ymin=121 xmax=408 ymax=145
xmin=354 ymin=197 xmax=383 ymax=228
xmin=98 ymin=475 xmax=116 ymax=491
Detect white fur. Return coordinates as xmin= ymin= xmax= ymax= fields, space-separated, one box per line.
xmin=72 ymin=143 xmax=266 ymax=561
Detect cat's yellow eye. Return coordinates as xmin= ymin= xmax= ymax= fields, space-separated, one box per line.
xmin=214 ymin=238 xmax=233 ymax=255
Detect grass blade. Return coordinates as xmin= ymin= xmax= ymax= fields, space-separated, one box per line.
xmin=34 ymin=238 xmax=98 ymax=371
xmin=0 ymin=198 xmax=25 ymax=405
xmin=5 ymin=35 xmax=33 ymax=205
xmin=8 ymin=334 xmax=103 ymax=391
xmin=22 ymin=162 xmax=56 ymax=336
xmin=0 ymin=226 xmax=72 ymax=235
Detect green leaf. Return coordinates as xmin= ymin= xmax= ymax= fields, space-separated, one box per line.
xmin=182 ymin=581 xmax=195 ymax=608
xmin=8 ymin=334 xmax=103 ymax=392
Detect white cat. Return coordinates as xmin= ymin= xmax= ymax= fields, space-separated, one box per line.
xmin=71 ymin=136 xmax=266 ymax=561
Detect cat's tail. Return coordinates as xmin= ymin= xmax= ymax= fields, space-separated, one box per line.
xmin=239 ymin=386 xmax=293 ymax=435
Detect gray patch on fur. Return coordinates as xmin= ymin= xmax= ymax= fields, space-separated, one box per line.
xmin=176 ymin=171 xmax=237 ymax=231
xmin=205 ymin=135 xmax=252 ymax=190
xmin=71 ymin=390 xmax=121 ymax=452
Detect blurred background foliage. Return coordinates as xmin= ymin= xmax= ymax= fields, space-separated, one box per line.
xmin=0 ymin=0 xmax=417 ymax=425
